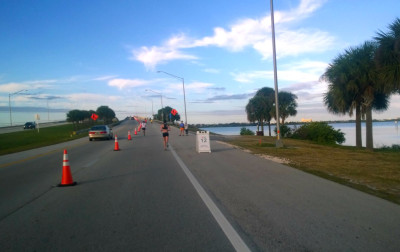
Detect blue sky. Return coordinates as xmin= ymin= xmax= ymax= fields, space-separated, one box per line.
xmin=1 ymin=0 xmax=399 ymax=124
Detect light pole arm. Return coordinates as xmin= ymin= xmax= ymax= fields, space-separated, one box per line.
xmin=157 ymin=71 xmax=188 ymax=125
xmin=145 ymin=89 xmax=164 ymax=121
xmin=157 ymin=71 xmax=183 ymax=81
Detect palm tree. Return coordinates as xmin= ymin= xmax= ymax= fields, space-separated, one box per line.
xmin=322 ymin=49 xmax=364 ymax=147
xmin=322 ymin=42 xmax=390 ymax=150
xmin=255 ymin=87 xmax=275 ymax=136
xmin=245 ymin=96 xmax=269 ymax=135
xmin=324 ymin=84 xmax=363 ymax=148
xmin=245 ymin=99 xmax=257 ymax=127
xmin=375 ymin=18 xmax=400 ymax=94
xmin=271 ymin=91 xmax=298 ymax=125
xmin=348 ymin=42 xmax=391 ymax=150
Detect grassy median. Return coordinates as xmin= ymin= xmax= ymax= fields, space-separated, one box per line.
xmin=222 ymin=135 xmax=400 ymax=205
xmin=0 ymin=124 xmax=88 ymax=155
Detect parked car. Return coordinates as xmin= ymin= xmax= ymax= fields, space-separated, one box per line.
xmin=23 ymin=122 xmax=36 ymax=129
xmin=89 ymin=125 xmax=113 ymax=141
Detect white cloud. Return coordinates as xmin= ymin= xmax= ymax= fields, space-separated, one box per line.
xmin=231 ymin=60 xmax=328 ymax=84
xmin=167 ymin=81 xmax=214 ymax=94
xmin=254 ymin=29 xmax=335 ymax=59
xmin=93 ymin=75 xmax=118 ymax=81
xmin=231 ymin=71 xmax=272 ymax=83
xmin=132 ymin=34 xmax=198 ymax=70
xmin=68 ymin=93 xmax=120 ymax=102
xmin=108 ymin=78 xmax=151 ymax=90
xmin=131 ymin=0 xmax=333 ymax=68
xmin=194 ymin=18 xmax=267 ymax=51
xmin=0 ymin=80 xmax=58 ymax=93
xmin=203 ymin=68 xmax=220 ymax=74
xmin=186 ymin=82 xmax=214 ymax=92
xmin=0 ymin=83 xmax=31 ymax=93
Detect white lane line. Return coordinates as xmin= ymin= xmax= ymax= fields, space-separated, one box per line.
xmin=169 ymin=145 xmax=251 ymax=252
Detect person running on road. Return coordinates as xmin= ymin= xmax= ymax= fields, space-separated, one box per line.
xmin=160 ymin=120 xmax=170 ymax=150
xmin=179 ymin=121 xmax=184 ymax=136
xmin=141 ymin=120 xmax=147 ymax=136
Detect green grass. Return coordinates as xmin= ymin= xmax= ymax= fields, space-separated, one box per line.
xmin=0 ymin=124 xmax=88 ymax=155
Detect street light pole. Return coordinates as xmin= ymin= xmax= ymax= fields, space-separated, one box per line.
xmin=145 ymin=89 xmax=164 ymax=121
xmin=8 ymin=89 xmax=27 ymax=126
xmin=270 ymin=0 xmax=283 ymax=148
xmin=157 ymin=71 xmax=187 ymax=125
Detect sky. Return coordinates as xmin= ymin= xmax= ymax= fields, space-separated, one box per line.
xmin=0 ymin=0 xmax=399 ymax=125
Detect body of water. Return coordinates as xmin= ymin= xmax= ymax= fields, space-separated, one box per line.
xmin=0 ymin=111 xmax=67 ymax=127
xmin=201 ymin=121 xmax=400 ymax=148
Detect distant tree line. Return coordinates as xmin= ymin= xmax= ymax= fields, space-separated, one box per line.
xmin=66 ymin=105 xmax=116 ymax=128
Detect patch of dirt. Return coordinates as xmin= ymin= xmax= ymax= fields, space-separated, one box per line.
xmin=216 ymin=140 xmax=290 ymax=164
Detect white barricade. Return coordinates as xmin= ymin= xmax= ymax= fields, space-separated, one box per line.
xmin=196 ymin=131 xmax=211 ymax=153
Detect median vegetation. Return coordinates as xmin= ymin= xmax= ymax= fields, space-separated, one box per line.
xmin=0 ymin=124 xmax=88 ymax=155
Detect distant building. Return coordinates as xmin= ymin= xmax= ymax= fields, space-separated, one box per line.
xmin=301 ymin=118 xmax=312 ymax=122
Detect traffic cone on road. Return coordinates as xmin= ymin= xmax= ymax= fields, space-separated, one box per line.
xmin=128 ymin=131 xmax=132 ymax=140
xmin=114 ymin=134 xmax=120 ymax=151
xmin=58 ymin=149 xmax=77 ymax=187
xmin=134 ymin=128 xmax=137 ymax=135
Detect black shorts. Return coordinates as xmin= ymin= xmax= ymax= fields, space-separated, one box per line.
xmin=142 ymin=128 xmax=146 ymax=130
xmin=162 ymin=132 xmax=169 ymax=137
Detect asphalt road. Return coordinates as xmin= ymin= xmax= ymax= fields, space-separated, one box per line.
xmin=1 ymin=120 xmax=400 ymax=251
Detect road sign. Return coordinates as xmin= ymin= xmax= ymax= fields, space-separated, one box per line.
xmin=91 ymin=113 xmax=99 ymax=120
xmin=196 ymin=131 xmax=211 ymax=153
xmin=35 ymin=114 xmax=40 ymax=133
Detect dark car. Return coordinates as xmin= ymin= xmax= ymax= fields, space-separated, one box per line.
xmin=89 ymin=125 xmax=113 ymax=141
xmin=23 ymin=122 xmax=36 ymax=129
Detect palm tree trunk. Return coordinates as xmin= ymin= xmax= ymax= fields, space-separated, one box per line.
xmin=366 ymin=106 xmax=373 ymax=150
xmin=261 ymin=120 xmax=264 ymax=133
xmin=355 ymin=105 xmax=362 ymax=148
xmin=268 ymin=121 xmax=271 ymax=136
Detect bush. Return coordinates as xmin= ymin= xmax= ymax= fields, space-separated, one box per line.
xmin=274 ymin=124 xmax=293 ymax=138
xmin=291 ymin=122 xmax=345 ymax=144
xmin=240 ymin=127 xmax=255 ymax=135
xmin=377 ymin=144 xmax=400 ymax=152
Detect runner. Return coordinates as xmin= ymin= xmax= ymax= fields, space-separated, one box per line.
xmin=160 ymin=120 xmax=170 ymax=150
xmin=141 ymin=120 xmax=147 ymax=136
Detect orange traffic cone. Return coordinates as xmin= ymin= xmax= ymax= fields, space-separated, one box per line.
xmin=114 ymin=134 xmax=120 ymax=151
xmin=58 ymin=149 xmax=77 ymax=187
xmin=128 ymin=131 xmax=132 ymax=140
xmin=134 ymin=128 xmax=137 ymax=135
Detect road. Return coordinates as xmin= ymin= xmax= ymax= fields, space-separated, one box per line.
xmin=1 ymin=120 xmax=400 ymax=251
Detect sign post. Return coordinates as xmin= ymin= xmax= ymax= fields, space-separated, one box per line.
xmin=35 ymin=114 xmax=40 ymax=133
xmin=196 ymin=131 xmax=211 ymax=153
